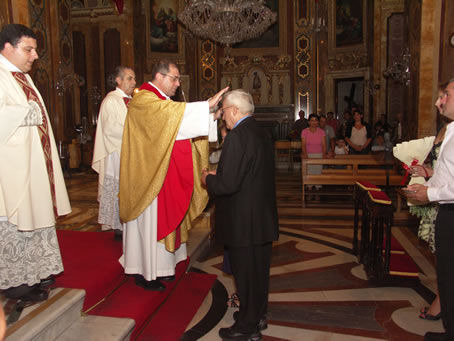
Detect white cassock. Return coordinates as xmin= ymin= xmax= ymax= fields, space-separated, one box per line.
xmin=92 ymin=88 xmax=130 ymax=231
xmin=119 ymin=82 xmax=217 ymax=281
xmin=0 ymin=54 xmax=71 ymax=289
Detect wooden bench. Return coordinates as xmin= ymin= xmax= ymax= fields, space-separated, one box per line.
xmin=301 ymin=154 xmax=402 ymax=207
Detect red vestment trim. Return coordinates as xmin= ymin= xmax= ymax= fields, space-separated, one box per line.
xmin=139 ymin=82 xmax=193 ymax=247
xmin=12 ymin=72 xmax=58 ymax=218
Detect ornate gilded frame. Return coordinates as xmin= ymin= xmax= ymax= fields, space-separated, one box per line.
xmin=145 ymin=0 xmax=185 ymax=60
xmin=230 ymin=0 xmax=287 ymax=56
xmin=328 ymin=0 xmax=367 ymax=54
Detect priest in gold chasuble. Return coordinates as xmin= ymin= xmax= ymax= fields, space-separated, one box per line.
xmin=119 ymin=60 xmax=228 ymax=290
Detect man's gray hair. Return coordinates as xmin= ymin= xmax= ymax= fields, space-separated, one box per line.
xmin=114 ymin=66 xmax=131 ymax=79
xmin=223 ymin=89 xmax=254 ymax=115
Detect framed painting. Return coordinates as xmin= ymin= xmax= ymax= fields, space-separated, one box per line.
xmin=328 ymin=0 xmax=367 ymax=53
xmin=146 ymin=0 xmax=184 ymax=59
xmin=230 ymin=0 xmax=287 ymax=56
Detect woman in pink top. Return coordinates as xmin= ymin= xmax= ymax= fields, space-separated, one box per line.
xmin=301 ymin=114 xmax=326 ymax=175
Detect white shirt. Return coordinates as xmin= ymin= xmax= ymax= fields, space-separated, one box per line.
xmin=350 ymin=125 xmax=367 ymax=146
xmin=426 ymin=121 xmax=454 ymax=203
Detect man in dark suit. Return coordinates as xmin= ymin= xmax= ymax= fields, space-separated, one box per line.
xmin=202 ymin=89 xmax=279 ymax=340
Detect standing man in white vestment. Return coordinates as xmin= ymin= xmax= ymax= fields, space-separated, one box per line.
xmin=0 ymin=24 xmax=71 ymax=301
xmin=92 ymin=66 xmax=135 ymax=240
xmin=119 ymin=60 xmax=228 ymax=290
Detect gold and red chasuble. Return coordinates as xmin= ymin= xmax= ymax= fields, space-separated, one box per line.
xmin=11 ymin=71 xmax=58 ymax=218
xmin=139 ymin=82 xmax=193 ymax=250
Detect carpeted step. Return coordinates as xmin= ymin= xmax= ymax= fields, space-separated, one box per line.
xmin=387 ymin=253 xmax=420 ymax=278
xmin=135 ymin=272 xmax=217 ymax=340
xmin=383 ymin=236 xmax=406 ymax=254
xmin=53 ymin=230 xmax=124 ymax=310
xmin=88 ymin=259 xmax=190 ymax=340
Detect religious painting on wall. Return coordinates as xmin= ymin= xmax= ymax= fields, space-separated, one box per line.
xmin=149 ymin=0 xmax=179 ymax=53
xmin=335 ymin=0 xmax=363 ymax=47
xmin=328 ymin=0 xmax=366 ymax=53
xmin=230 ymin=0 xmax=286 ymax=56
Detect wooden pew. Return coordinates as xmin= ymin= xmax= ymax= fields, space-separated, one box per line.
xmin=301 ymin=154 xmax=402 ymax=207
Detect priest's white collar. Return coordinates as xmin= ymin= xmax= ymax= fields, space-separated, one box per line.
xmin=116 ymin=87 xmax=131 ymax=98
xmin=0 ymin=53 xmax=23 ymax=72
xmin=148 ymin=81 xmax=170 ymax=100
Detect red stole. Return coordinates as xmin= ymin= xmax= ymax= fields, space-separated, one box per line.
xmin=11 ymin=72 xmax=58 ymax=218
xmin=139 ymin=82 xmax=193 ymax=248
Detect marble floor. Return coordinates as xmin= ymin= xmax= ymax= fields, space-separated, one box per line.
xmin=2 ymin=168 xmax=442 ymax=340
xmin=185 ymin=169 xmax=441 ymax=341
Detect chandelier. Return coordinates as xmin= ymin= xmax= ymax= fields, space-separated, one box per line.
xmin=383 ymin=48 xmax=411 ymax=86
xmin=178 ymin=0 xmax=277 ymax=47
xmin=55 ymin=61 xmax=85 ymax=97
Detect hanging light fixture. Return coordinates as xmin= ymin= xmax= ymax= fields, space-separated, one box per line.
xmin=178 ymin=0 xmax=277 ymax=48
xmin=383 ymin=48 xmax=411 ymax=86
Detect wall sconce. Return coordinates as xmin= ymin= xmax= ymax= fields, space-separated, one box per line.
xmin=383 ymin=48 xmax=411 ymax=86
xmin=364 ymin=80 xmax=380 ymax=95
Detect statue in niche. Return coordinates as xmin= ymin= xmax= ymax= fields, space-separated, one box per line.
xmin=252 ymin=72 xmax=261 ymax=90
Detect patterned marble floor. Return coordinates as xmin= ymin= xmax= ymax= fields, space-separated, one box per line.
xmin=186 ymin=169 xmax=442 ymax=341
xmin=3 ymin=169 xmax=441 ymax=340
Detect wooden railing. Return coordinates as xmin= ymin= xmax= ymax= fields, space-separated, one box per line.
xmin=301 ymin=154 xmax=402 ymax=207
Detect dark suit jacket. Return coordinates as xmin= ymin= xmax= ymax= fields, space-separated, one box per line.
xmin=206 ymin=116 xmax=279 ymax=247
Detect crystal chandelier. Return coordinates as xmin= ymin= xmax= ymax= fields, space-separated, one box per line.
xmin=55 ymin=61 xmax=85 ymax=97
xmin=178 ymin=0 xmax=277 ymax=47
xmin=383 ymin=48 xmax=411 ymax=86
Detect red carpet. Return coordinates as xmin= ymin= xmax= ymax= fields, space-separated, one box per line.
xmin=136 ymin=272 xmax=217 ymax=341
xmin=54 ymin=230 xmax=124 ymax=310
xmin=54 ymin=230 xmax=217 ymax=340
xmin=384 ymin=235 xmax=420 ymax=277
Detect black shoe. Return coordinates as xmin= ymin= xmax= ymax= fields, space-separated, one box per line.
xmin=219 ymin=325 xmax=261 ymax=341
xmin=39 ymin=276 xmax=55 ymax=288
xmin=424 ymin=332 xmax=449 ymax=341
xmin=114 ymin=230 xmax=123 ymax=241
xmin=233 ymin=311 xmax=268 ymax=331
xmin=157 ymin=275 xmax=175 ymax=282
xmin=134 ymin=275 xmax=166 ymax=291
xmin=20 ymin=288 xmax=49 ymax=302
xmin=4 ymin=284 xmax=35 ymax=299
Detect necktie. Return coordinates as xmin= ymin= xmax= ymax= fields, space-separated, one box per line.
xmin=123 ymin=97 xmax=131 ymax=107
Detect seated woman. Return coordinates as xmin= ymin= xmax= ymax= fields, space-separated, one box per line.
xmin=301 ymin=114 xmax=326 ymax=176
xmin=345 ymin=110 xmax=372 ymax=154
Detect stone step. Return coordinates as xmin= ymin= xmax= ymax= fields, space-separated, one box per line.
xmin=55 ymin=315 xmax=135 ymax=341
xmin=6 ymin=288 xmax=84 ymax=341
xmin=5 ymin=288 xmax=135 ymax=341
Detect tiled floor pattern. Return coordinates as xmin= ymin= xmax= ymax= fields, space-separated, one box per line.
xmin=188 ymin=170 xmax=442 ymax=341
xmin=2 ymin=169 xmax=443 ymax=341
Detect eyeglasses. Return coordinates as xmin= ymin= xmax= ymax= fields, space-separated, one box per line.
xmin=160 ymin=72 xmax=181 ymax=83
xmin=220 ymin=105 xmax=235 ymax=115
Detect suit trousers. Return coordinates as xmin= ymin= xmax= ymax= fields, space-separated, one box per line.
xmin=435 ymin=204 xmax=454 ymax=338
xmin=228 ymin=242 xmax=273 ymax=333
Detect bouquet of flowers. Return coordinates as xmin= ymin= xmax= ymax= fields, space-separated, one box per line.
xmin=393 ymin=136 xmax=435 ymax=205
